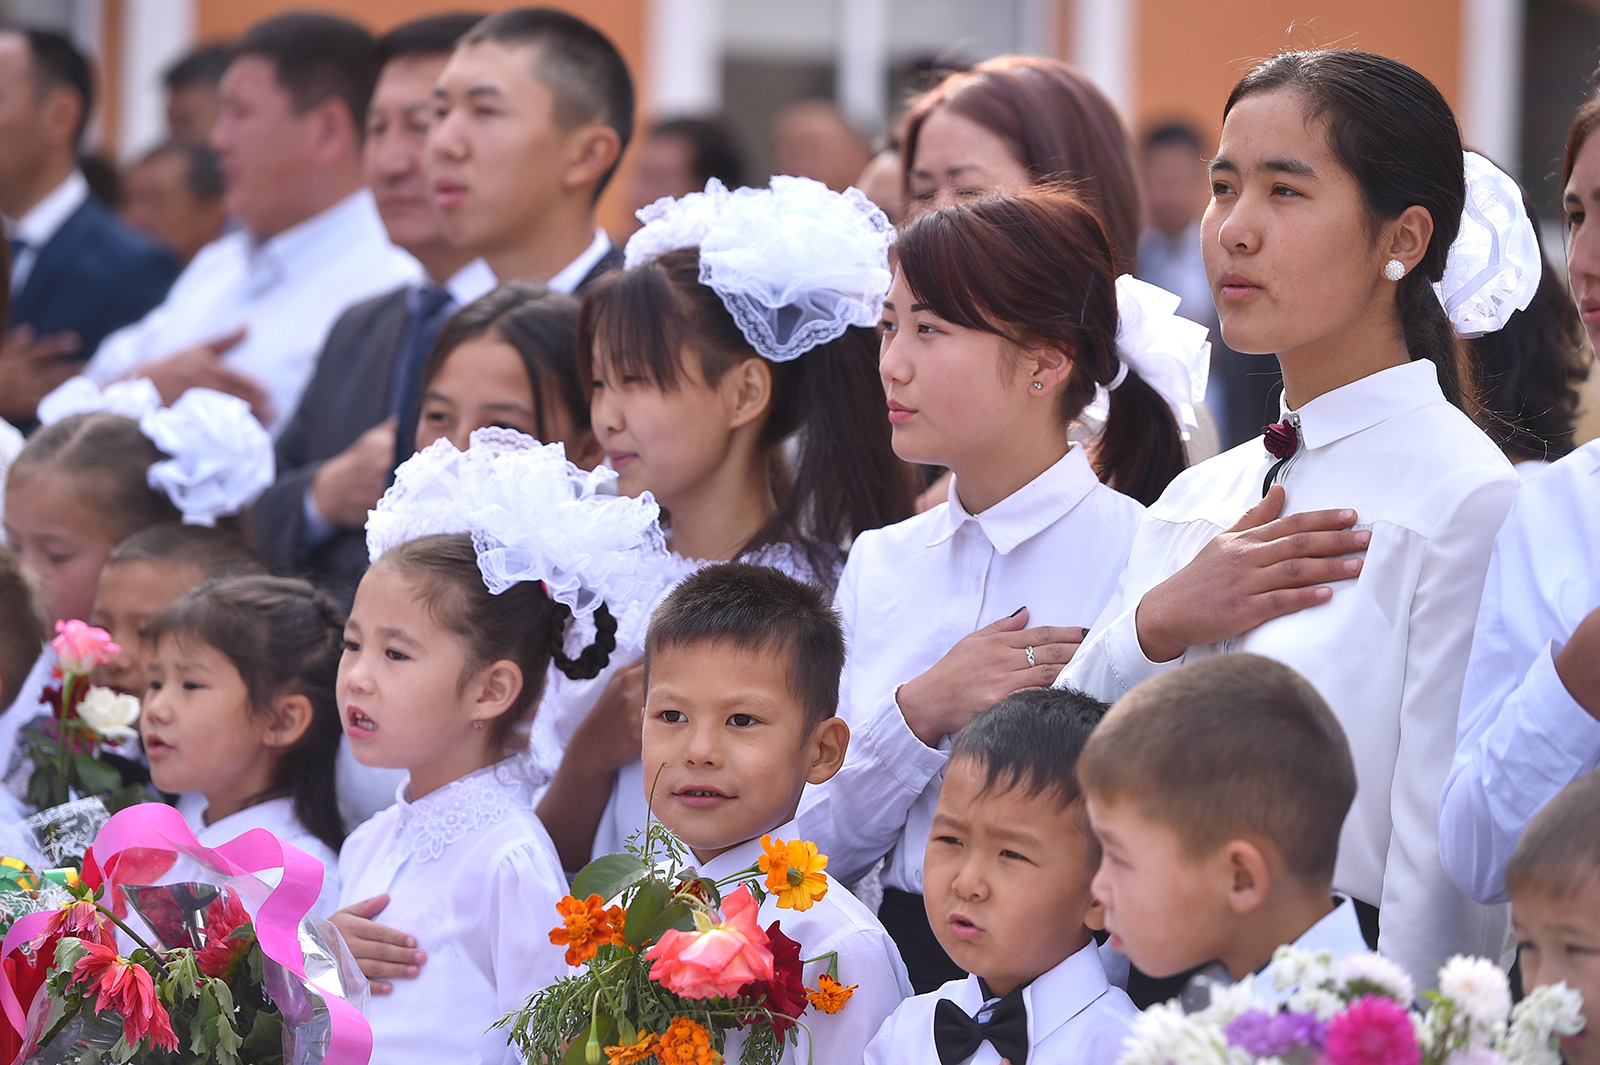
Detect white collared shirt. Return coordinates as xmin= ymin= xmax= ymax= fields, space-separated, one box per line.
xmin=194 ymin=796 xmax=341 ymax=918
xmin=1055 ymin=359 xmax=1519 ymax=987
xmin=795 ymin=446 xmax=1144 ymax=890
xmin=83 ymin=188 xmax=421 ymax=437
xmin=1254 ymin=897 xmax=1371 ymax=1007
xmin=694 ymin=821 xmax=912 ymax=1065
xmin=1440 ymin=439 xmax=1600 ymax=904
xmin=6 ymin=170 xmax=89 ymax=294
xmin=545 ymin=229 xmax=611 ymax=294
xmin=337 ymin=755 xmax=568 ymax=1065
xmin=865 ymin=939 xmax=1137 ymax=1065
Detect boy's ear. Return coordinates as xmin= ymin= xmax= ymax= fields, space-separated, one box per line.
xmin=471 ymin=659 xmax=525 ymax=727
xmin=1222 ymin=839 xmax=1271 ymax=916
xmin=803 ymin=717 xmax=849 ymax=786
xmin=263 ymin=693 xmax=315 ymax=750
xmin=1083 ymin=894 xmax=1107 ymax=932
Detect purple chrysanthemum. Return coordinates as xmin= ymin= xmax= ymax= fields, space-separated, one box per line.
xmin=1226 ymin=1010 xmax=1329 ymax=1058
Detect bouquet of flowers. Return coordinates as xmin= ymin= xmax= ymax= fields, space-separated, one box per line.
xmin=24 ymin=622 xmax=146 ymax=813
xmin=501 ymin=826 xmax=857 ymax=1065
xmin=0 ymin=805 xmax=371 ymax=1065
xmin=1120 ymin=946 xmax=1585 ymax=1065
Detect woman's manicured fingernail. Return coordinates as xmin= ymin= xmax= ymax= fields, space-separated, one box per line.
xmin=1009 ymin=606 xmax=1026 ymax=617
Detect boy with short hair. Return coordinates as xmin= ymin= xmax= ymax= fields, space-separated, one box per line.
xmin=1080 ymin=654 xmax=1367 ymax=994
xmin=641 ymin=562 xmax=912 ymax=1064
xmin=1505 ymin=770 xmax=1600 ymax=1065
xmin=865 ymin=688 xmax=1136 ymax=1065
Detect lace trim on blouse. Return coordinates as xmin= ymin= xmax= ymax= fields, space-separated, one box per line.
xmin=393 ymin=753 xmax=549 ymax=862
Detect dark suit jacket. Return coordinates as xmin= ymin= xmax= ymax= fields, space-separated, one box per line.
xmin=12 ymin=197 xmax=180 ymax=360
xmin=250 ymin=244 xmax=623 ymax=607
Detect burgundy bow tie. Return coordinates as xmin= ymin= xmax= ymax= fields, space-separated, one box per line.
xmin=1262 ymin=418 xmax=1299 ymax=460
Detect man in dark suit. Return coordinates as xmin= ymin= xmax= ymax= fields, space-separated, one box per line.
xmin=0 ymin=28 xmax=179 ymax=426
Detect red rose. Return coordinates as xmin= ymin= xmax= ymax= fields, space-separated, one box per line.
xmin=739 ymin=920 xmax=807 ymax=1037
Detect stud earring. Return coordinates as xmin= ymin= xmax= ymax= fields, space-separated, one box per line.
xmin=1032 ymin=380 xmax=1044 ymax=390
xmin=1383 ymin=259 xmax=1406 ymax=282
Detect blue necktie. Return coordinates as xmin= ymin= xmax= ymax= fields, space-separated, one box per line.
xmin=388 ymin=284 xmax=455 ymax=462
xmin=8 ymin=235 xmax=26 ymax=293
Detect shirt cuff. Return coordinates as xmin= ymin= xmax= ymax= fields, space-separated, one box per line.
xmin=1517 ymin=639 xmax=1600 ymax=767
xmin=857 ymin=694 xmax=949 ymax=796
xmin=1101 ymin=601 xmax=1180 ymax=694
xmin=299 ymin=483 xmax=338 ymax=555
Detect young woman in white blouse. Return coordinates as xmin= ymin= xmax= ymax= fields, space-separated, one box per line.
xmin=1054 ymin=50 xmax=1531 ymax=987
xmin=796 ymin=186 xmax=1197 ymax=994
xmin=1439 ymin=88 xmax=1600 ymax=905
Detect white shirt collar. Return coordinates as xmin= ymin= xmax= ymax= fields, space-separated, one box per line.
xmin=1255 ymin=896 xmax=1371 ymax=1007
xmin=692 ymin=819 xmax=798 ymax=882
xmin=933 ymin=445 xmax=1102 ymax=554
xmin=198 ymin=795 xmax=297 ymax=837
xmin=948 ymin=938 xmax=1112 ymax=1048
xmin=9 ymin=170 xmax=89 ymax=247
xmin=245 ymin=188 xmax=393 ymax=294
xmin=1283 ymin=359 xmax=1445 ymax=451
xmin=546 ymin=228 xmax=612 ymax=295
xmin=443 ymin=257 xmax=498 ymax=305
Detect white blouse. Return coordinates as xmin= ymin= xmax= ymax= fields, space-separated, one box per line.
xmin=696 ymin=821 xmax=913 ymax=1064
xmin=1440 ymin=439 xmax=1600 ymax=904
xmin=796 ymin=447 xmax=1144 ymax=892
xmin=1055 ymin=360 xmax=1519 ymax=987
xmin=337 ymin=755 xmax=569 ymax=1065
xmin=193 ymin=796 xmax=342 ymax=918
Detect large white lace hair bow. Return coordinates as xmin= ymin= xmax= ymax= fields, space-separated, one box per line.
xmin=1082 ymin=276 xmax=1212 ymax=440
xmin=624 ymin=176 xmax=894 ymax=362
xmin=366 ymin=428 xmax=675 ymax=625
xmin=1435 ymin=151 xmax=1541 ymax=338
xmin=36 ymin=377 xmax=273 ymax=527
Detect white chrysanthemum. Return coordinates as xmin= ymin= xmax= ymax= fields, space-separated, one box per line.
xmin=1269 ymin=945 xmax=1312 ymax=992
xmin=1201 ymin=978 xmax=1258 ymax=1026
xmin=1336 ymin=952 xmax=1417 ymax=1004
xmin=1497 ymin=983 xmax=1584 ymax=1065
xmin=1287 ymin=986 xmax=1344 ymax=1022
xmin=1119 ymin=1004 xmax=1233 ymax=1065
xmin=1439 ymin=956 xmax=1513 ymax=1028
xmin=1448 ymin=1046 xmax=1508 ymax=1065
xmin=77 ymin=686 xmax=140 ymax=742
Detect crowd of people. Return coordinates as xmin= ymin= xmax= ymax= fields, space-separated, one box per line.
xmin=1 ymin=7 xmax=1599 ymax=1065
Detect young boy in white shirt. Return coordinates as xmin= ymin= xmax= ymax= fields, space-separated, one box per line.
xmin=1080 ymin=654 xmax=1370 ymax=997
xmin=865 ymin=688 xmax=1138 ymax=1065
xmin=640 ymin=563 xmax=913 ymax=1064
xmin=1504 ymin=769 xmax=1600 ymax=1065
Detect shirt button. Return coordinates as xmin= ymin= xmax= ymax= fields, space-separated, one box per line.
xmin=914 ymin=868 xmax=923 ymax=887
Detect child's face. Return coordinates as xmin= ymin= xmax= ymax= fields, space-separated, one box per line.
xmin=923 ymin=757 xmax=1100 ymax=997
xmin=90 ymin=560 xmax=205 ymax=697
xmin=416 ymin=335 xmax=599 ymax=469
xmin=641 ymin=640 xmax=847 ymax=863
xmin=1513 ymin=879 xmax=1600 ymax=1065
xmin=141 ymin=634 xmax=279 ymax=818
xmin=589 ymin=350 xmax=767 ymax=518
xmin=4 ymin=472 xmax=117 ymax=624
xmin=1087 ymin=796 xmax=1234 ymax=978
xmin=338 ymin=562 xmax=503 ymax=797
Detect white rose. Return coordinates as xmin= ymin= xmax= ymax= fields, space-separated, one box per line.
xmin=1438 ymin=955 xmax=1513 ymax=1029
xmin=76 ymin=686 xmax=141 ymax=742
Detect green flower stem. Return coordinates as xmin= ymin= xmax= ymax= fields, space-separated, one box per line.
xmin=93 ymin=903 xmax=172 ymax=975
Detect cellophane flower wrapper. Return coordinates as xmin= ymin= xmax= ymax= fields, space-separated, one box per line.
xmin=0 ymin=805 xmax=370 ymax=1065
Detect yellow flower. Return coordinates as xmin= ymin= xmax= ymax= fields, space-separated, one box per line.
xmin=805 ymin=974 xmax=857 ymax=1015
xmin=548 ymin=894 xmax=622 ymax=966
xmin=758 ymin=836 xmax=829 ymax=911
xmin=655 ymin=1017 xmax=720 ymax=1065
xmin=604 ymin=1031 xmax=657 ymax=1064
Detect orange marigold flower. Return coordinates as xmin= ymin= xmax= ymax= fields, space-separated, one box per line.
xmin=758 ymin=836 xmax=829 ymax=911
xmin=604 ymin=1030 xmax=657 ymax=1064
xmin=805 ymin=973 xmax=857 ymax=1015
xmin=655 ymin=1016 xmax=720 ymax=1065
xmin=604 ymin=904 xmax=628 ymax=947
xmin=548 ymin=894 xmax=621 ymax=966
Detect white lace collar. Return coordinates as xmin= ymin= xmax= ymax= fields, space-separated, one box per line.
xmin=393 ymin=754 xmax=548 ymax=862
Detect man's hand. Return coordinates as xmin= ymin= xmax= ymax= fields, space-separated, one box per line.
xmin=329 ymin=893 xmax=424 ymax=995
xmin=0 ymin=325 xmax=82 ymax=422
xmin=139 ymin=328 xmax=273 ymax=422
xmin=312 ymin=417 xmax=399 ymax=529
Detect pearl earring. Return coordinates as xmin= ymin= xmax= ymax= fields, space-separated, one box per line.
xmin=1383 ymin=259 xmax=1406 ymax=282
xmin=1032 ymin=381 xmax=1044 ymax=390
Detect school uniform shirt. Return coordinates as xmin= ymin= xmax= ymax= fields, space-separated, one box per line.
xmin=795 ymin=447 xmax=1144 ymax=890
xmin=581 ymin=543 xmax=843 ymax=864
xmin=1254 ymin=897 xmax=1371 ymax=1008
xmin=1440 ymin=439 xmax=1600 ymax=904
xmin=693 ymin=821 xmax=912 ymax=1064
xmin=337 ymin=754 xmax=568 ymax=1065
xmin=83 ymin=188 xmax=421 ymax=437
xmin=193 ymin=796 xmax=341 ymax=919
xmin=864 ymin=938 xmax=1137 ymax=1065
xmin=1054 ymin=359 xmax=1519 ymax=988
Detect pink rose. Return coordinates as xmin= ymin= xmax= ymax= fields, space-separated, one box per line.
xmin=52 ymin=620 xmax=121 ymax=676
xmin=1325 ymin=996 xmax=1422 ymax=1065
xmin=645 ymin=885 xmax=775 ymax=1000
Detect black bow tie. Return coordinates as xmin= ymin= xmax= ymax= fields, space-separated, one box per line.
xmin=933 ymin=986 xmax=1030 ymax=1065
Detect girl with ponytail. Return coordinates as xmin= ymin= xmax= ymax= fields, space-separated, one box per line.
xmin=1054 ymin=49 xmax=1540 ymax=988
xmin=328 ymin=432 xmax=662 ymax=1065
xmin=795 ymin=185 xmax=1200 ymax=993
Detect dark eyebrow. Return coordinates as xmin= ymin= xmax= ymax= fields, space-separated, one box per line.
xmin=1263 ymin=157 xmax=1318 ymax=179
xmin=1209 ymin=155 xmax=1236 ymax=174
xmin=464 ymin=85 xmax=505 ymax=101
xmin=882 ymin=300 xmax=894 ymax=311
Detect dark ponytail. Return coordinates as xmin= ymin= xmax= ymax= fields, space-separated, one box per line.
xmin=378 ymin=534 xmax=615 ymax=748
xmin=894 ymin=186 xmax=1187 ymax=505
xmin=1223 ymin=50 xmax=1474 ymax=411
xmin=147 ymin=576 xmax=347 ymax=856
xmin=579 ymin=251 xmax=917 ymax=573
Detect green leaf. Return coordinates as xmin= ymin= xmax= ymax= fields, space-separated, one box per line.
xmin=561 ymin=1017 xmax=616 ymax=1065
xmin=648 ymin=902 xmax=694 ymax=941
xmin=623 ymin=881 xmax=666 ymax=947
xmin=571 ymin=852 xmax=648 ymax=904
xmin=71 ymin=752 xmax=122 ymax=795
